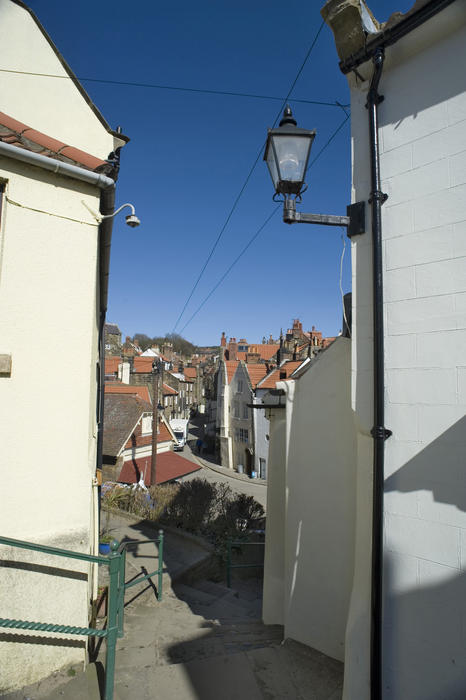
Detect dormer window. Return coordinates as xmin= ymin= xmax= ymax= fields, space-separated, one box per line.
xmin=141 ymin=414 xmax=152 ymax=435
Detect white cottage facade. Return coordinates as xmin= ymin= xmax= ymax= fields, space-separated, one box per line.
xmin=0 ymin=0 xmax=127 ymax=690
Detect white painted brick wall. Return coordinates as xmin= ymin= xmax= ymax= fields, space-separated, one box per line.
xmin=386 ymin=295 xmax=457 ymax=334
xmin=415 ymin=256 xmax=466 ymax=297
xmin=385 ymin=225 xmax=454 ymax=270
xmin=412 ymin=119 xmax=466 ymax=169
xmin=385 ymin=333 xmax=417 ymax=369
xmin=416 ymin=329 xmax=466 ymax=368
xmin=387 ymin=368 xmax=457 ymax=404
xmin=347 ymin=12 xmax=466 ymax=699
xmin=385 ymin=513 xmax=460 ymax=568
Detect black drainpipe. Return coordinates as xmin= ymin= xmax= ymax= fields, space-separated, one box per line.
xmin=96 ymin=184 xmax=116 ymax=498
xmin=367 ymin=48 xmax=391 ymax=700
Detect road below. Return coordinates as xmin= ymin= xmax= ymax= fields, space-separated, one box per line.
xmin=175 ymin=421 xmax=267 ymax=511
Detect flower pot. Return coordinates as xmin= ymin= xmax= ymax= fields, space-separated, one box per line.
xmin=99 ymin=542 xmax=111 ymax=555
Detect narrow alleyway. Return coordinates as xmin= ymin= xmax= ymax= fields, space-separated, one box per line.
xmin=10 ymin=511 xmax=343 ymax=700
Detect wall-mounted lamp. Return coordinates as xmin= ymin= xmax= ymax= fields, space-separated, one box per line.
xmin=264 ymin=106 xmax=365 ymax=238
xmin=82 ymin=201 xmax=141 ymax=227
xmin=101 ymin=203 xmax=140 ymax=228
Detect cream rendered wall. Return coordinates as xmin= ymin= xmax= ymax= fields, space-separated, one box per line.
xmin=262 ymin=406 xmax=288 ymax=625
xmin=263 ymin=339 xmax=356 ymax=659
xmin=345 ymin=5 xmax=466 ymax=699
xmin=0 ymin=1 xmax=115 ymax=159
xmin=0 ymin=157 xmax=102 ymax=690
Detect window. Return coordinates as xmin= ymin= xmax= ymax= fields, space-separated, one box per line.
xmin=237 ymin=380 xmax=243 ymax=393
xmin=141 ymin=415 xmax=152 ymax=434
xmin=235 ymin=428 xmax=248 ymax=443
xmin=259 ymin=458 xmax=267 ymax=479
xmin=234 ymin=401 xmax=240 ymax=418
xmin=242 ymin=404 xmax=248 ymax=419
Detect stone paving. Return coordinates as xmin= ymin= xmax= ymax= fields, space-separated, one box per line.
xmin=7 ymin=511 xmax=343 ymax=700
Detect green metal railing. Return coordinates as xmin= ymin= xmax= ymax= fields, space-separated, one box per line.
xmin=0 ymin=531 xmax=164 ymax=700
xmin=226 ymin=539 xmax=264 ymax=588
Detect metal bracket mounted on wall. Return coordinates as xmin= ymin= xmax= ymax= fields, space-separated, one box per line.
xmin=283 ymin=198 xmax=365 ymax=238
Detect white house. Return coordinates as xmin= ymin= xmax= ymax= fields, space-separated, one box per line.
xmin=264 ymin=1 xmax=466 ymax=699
xmin=216 ymin=359 xmax=239 ymax=468
xmin=0 ymin=0 xmax=128 ymax=691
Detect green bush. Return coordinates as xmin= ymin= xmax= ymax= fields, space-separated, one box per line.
xmin=102 ymin=478 xmax=264 ymax=561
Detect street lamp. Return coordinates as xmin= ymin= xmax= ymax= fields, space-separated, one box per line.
xmin=264 ymin=106 xmax=315 ymax=197
xmin=150 ymin=358 xmax=164 ymax=487
xmin=264 ymin=106 xmax=365 ymax=237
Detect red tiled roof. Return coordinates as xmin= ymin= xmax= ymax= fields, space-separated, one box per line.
xmin=245 ymin=363 xmax=268 ymax=388
xmin=258 ymin=361 xmax=303 ymax=389
xmin=248 ymin=344 xmax=280 ymax=361
xmin=225 ymin=361 xmax=239 ymax=383
xmin=183 ymin=367 xmax=197 ymax=379
xmin=162 ymin=383 xmax=178 ymax=396
xmin=118 ymin=451 xmax=201 ymax=486
xmin=124 ymin=420 xmax=172 ymax=449
xmin=132 ymin=357 xmax=154 ymax=373
xmin=105 ymin=383 xmax=151 ymax=404
xmin=105 ymin=357 xmax=120 ymax=375
xmin=0 ymin=111 xmax=107 ymax=171
xmin=322 ymin=337 xmax=337 ymax=348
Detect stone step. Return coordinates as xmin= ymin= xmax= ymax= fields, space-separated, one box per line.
xmin=136 ymin=651 xmax=265 ymax=700
xmin=194 ymin=578 xmax=238 ymax=600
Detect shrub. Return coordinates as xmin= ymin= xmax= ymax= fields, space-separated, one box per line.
xmin=165 ymin=478 xmax=217 ymax=532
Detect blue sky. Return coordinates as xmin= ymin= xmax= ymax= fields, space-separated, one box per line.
xmin=27 ymin=0 xmax=414 ymax=346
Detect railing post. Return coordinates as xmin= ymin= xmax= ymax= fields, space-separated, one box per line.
xmin=157 ymin=530 xmax=164 ymax=601
xmin=117 ymin=547 xmax=126 ymax=638
xmin=226 ymin=539 xmax=231 ymax=588
xmin=104 ymin=540 xmax=120 ymax=700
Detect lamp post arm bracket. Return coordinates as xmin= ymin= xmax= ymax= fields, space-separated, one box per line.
xmin=285 ymin=210 xmax=351 ymax=227
xmin=283 ymin=198 xmax=366 ymax=237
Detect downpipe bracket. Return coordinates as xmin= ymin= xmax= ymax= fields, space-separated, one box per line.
xmin=368 ymin=190 xmax=388 ymax=205
xmin=371 ymin=426 xmax=393 ymax=441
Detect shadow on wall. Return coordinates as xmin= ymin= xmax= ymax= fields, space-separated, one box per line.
xmin=383 ymin=415 xmax=466 ymax=700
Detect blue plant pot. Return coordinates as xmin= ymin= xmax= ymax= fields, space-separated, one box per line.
xmin=99 ymin=542 xmax=111 ymax=555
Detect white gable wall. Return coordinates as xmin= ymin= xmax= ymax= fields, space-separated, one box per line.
xmin=0 ymin=0 xmax=115 ymax=158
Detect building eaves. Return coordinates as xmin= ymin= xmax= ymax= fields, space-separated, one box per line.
xmin=322 ymin=0 xmax=456 ymax=74
xmin=0 ymin=111 xmax=109 ymax=172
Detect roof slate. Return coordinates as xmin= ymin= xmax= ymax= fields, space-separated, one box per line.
xmin=257 ymin=360 xmax=303 ymax=389
xmin=225 ymin=361 xmax=239 ymax=383
xmin=105 ymin=383 xmax=151 ymax=404
xmin=103 ymin=394 xmax=151 ymax=457
xmin=119 ymin=451 xmax=201 ymax=486
xmin=105 ymin=356 xmax=120 ymax=375
xmin=245 ymin=363 xmax=268 ymax=388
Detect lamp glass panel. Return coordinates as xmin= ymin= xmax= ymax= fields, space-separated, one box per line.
xmin=272 ymin=134 xmax=310 ymax=184
xmin=266 ymin=144 xmax=279 ymax=190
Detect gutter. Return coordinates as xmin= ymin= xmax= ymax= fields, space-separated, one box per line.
xmin=0 ymin=141 xmax=116 ymax=480
xmin=339 ymin=0 xmax=457 ymax=74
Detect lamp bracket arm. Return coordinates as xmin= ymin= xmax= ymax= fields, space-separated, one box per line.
xmin=283 ymin=198 xmax=366 ymax=237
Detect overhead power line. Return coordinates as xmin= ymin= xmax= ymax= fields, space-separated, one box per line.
xmin=179 ymin=207 xmax=280 ymax=335
xmin=178 ymin=113 xmax=350 ymax=334
xmin=0 ymin=68 xmax=349 ymax=109
xmin=172 ymin=18 xmax=327 ymax=333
